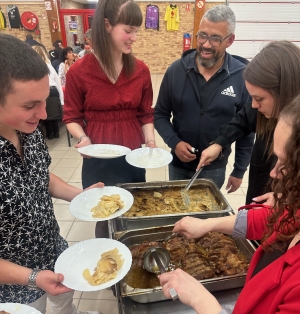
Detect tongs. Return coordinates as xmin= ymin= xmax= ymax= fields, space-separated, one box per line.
xmin=181 ymin=166 xmax=204 ymax=206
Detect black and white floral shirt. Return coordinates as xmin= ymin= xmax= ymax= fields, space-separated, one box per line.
xmin=0 ymin=130 xmax=68 ymax=303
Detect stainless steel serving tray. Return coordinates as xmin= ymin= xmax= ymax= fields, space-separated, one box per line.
xmin=116 ymin=179 xmax=233 ymax=230
xmin=113 ymin=225 xmax=256 ymax=304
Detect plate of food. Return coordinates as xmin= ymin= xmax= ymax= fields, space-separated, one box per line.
xmin=125 ymin=147 xmax=173 ymax=169
xmin=77 ymin=144 xmax=131 ymax=159
xmin=55 ymin=238 xmax=132 ymax=291
xmin=69 ymin=187 xmax=134 ymax=221
xmin=0 ymin=303 xmax=42 ymax=313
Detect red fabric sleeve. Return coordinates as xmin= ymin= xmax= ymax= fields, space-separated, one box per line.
xmin=62 ymin=60 xmax=86 ymax=128
xmin=246 ymin=207 xmax=270 ymax=240
xmin=136 ymin=60 xmax=154 ymax=126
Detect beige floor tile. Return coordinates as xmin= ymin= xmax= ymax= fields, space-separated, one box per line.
xmin=51 ymin=167 xmax=76 ymax=178
xmin=66 ymin=221 xmax=97 ymax=241
xmin=54 ymin=203 xmax=75 ymax=221
xmin=223 ymin=194 xmax=246 ymax=213
xmin=63 ymin=150 xmax=82 ymax=159
xmin=46 ymin=298 xmax=80 ymax=314
xmin=55 ymin=158 xmax=82 ymax=168
xmin=55 ymin=198 xmax=71 ymax=205
xmin=81 ymin=289 xmax=116 ymax=300
xmin=69 ymin=167 xmax=82 ymax=181
xmin=57 ymin=221 xmax=73 ymax=238
xmin=49 ymin=150 xmax=67 ymax=159
xmin=49 ymin=158 xmax=60 ymax=171
xmin=146 ymin=170 xmax=166 ymax=181
xmin=77 ymin=299 xmax=118 ymax=314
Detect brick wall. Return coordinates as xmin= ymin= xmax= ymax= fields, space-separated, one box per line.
xmin=0 ymin=1 xmax=222 ymax=73
xmin=133 ymin=2 xmax=194 ymax=74
xmin=0 ymin=2 xmax=53 ymax=50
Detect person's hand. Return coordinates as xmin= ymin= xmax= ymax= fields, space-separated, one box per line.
xmin=84 ymin=182 xmax=104 ymax=191
xmin=196 ymin=144 xmax=222 ymax=171
xmin=173 ymin=216 xmax=210 ymax=239
xmin=174 ymin=141 xmax=197 ymax=163
xmin=73 ymin=53 xmax=79 ymax=60
xmin=74 ymin=136 xmax=92 ymax=158
xmin=252 ymin=192 xmax=275 ymax=206
xmin=226 ymin=176 xmax=242 ymax=193
xmin=36 ymin=270 xmax=73 ymax=296
xmin=159 ymin=269 xmax=222 ymax=314
xmin=145 ymin=140 xmax=157 ymax=148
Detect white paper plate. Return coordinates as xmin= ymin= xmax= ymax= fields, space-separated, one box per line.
xmin=125 ymin=147 xmax=173 ymax=169
xmin=0 ymin=303 xmax=41 ymax=314
xmin=77 ymin=144 xmax=131 ymax=159
xmin=55 ymin=238 xmax=132 ymax=291
xmin=69 ymin=187 xmax=134 ymax=221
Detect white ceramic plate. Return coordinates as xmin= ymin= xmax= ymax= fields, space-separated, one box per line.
xmin=0 ymin=303 xmax=41 ymax=314
xmin=55 ymin=238 xmax=132 ymax=291
xmin=69 ymin=187 xmax=134 ymax=221
xmin=77 ymin=144 xmax=131 ymax=159
xmin=125 ymin=147 xmax=173 ymax=169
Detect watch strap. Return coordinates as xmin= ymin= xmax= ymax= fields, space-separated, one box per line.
xmin=28 ymin=269 xmax=41 ymax=290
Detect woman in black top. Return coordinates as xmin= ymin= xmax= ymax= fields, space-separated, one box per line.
xmin=198 ymin=41 xmax=300 ymax=204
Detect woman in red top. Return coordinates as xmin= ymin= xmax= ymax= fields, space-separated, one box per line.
xmin=63 ymin=0 xmax=156 ymax=237
xmin=158 ymin=95 xmax=300 ymax=313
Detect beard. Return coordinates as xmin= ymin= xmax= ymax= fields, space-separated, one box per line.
xmin=196 ymin=46 xmax=223 ymax=68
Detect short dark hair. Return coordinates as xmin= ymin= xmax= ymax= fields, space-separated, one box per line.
xmin=26 ymin=34 xmax=33 ymax=40
xmin=53 ymin=39 xmax=63 ymax=49
xmin=59 ymin=46 xmax=73 ymax=63
xmin=0 ymin=34 xmax=49 ymax=105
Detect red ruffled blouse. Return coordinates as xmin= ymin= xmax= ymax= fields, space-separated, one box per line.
xmin=63 ymin=54 xmax=154 ymax=150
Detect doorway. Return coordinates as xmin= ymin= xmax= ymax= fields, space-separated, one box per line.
xmin=59 ymin=9 xmax=94 ymax=47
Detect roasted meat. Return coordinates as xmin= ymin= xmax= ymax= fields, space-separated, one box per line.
xmin=181 ymin=252 xmax=215 ymax=280
xmin=125 ymin=232 xmax=249 ymax=289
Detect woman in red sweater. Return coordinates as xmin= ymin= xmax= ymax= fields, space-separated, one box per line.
xmin=159 ymin=95 xmax=300 ymax=314
xmin=63 ymin=0 xmax=156 ymax=237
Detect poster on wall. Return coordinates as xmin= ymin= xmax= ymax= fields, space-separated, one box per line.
xmin=45 ymin=1 xmax=52 ymax=11
xmin=69 ymin=21 xmax=77 ymax=33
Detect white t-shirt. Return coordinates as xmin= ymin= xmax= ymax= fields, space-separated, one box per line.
xmin=47 ymin=63 xmax=64 ymax=105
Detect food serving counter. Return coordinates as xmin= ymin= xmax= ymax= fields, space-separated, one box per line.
xmin=108 ymin=179 xmax=252 ymax=314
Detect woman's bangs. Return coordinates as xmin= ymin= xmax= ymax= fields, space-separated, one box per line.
xmin=118 ymin=2 xmax=142 ymax=27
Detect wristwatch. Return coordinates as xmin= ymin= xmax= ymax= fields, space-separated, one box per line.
xmin=28 ymin=269 xmax=41 ymax=290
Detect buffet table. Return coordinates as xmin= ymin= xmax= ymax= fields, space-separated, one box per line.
xmin=117 ymin=285 xmax=241 ymax=314
xmin=108 ymin=179 xmax=252 ymax=314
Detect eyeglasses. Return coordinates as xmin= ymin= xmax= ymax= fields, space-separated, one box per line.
xmin=195 ymin=32 xmax=232 ymax=47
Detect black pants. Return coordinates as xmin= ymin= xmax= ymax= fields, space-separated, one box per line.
xmin=245 ymin=137 xmax=277 ymax=204
xmin=82 ymin=156 xmax=145 ymax=238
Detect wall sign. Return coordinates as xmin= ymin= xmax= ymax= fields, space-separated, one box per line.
xmin=196 ymin=0 xmax=205 ymax=10
xmin=21 ymin=11 xmax=39 ymax=30
xmin=45 ymin=1 xmax=52 ymax=11
xmin=69 ymin=21 xmax=77 ymax=34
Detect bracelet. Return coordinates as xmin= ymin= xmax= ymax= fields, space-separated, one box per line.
xmin=146 ymin=139 xmax=156 ymax=144
xmin=78 ymin=135 xmax=90 ymax=143
xmin=28 ymin=269 xmax=41 ymax=290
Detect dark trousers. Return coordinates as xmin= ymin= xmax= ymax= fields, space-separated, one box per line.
xmin=82 ymin=156 xmax=145 ymax=238
xmin=44 ymin=86 xmax=60 ymax=137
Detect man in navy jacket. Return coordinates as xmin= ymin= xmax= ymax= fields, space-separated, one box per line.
xmin=154 ymin=5 xmax=254 ymax=192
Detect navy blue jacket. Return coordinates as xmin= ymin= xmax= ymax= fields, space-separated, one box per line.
xmin=154 ymin=49 xmax=255 ymax=178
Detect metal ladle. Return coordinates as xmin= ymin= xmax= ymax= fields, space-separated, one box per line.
xmin=143 ymin=247 xmax=179 ymax=300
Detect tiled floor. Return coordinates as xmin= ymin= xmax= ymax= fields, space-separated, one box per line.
xmin=45 ymin=74 xmax=249 ymax=313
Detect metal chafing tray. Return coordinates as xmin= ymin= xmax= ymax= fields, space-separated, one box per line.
xmin=116 ymin=179 xmax=233 ymax=230
xmin=113 ymin=225 xmax=256 ymax=304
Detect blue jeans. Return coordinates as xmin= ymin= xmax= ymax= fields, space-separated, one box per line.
xmin=168 ymin=164 xmax=226 ymax=189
